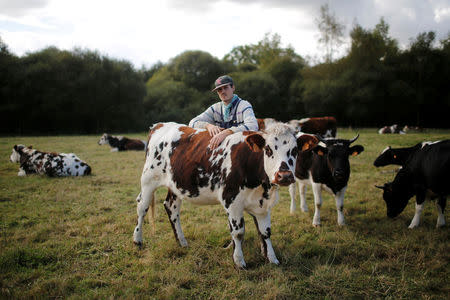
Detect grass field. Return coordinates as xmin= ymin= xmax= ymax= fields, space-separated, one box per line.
xmin=0 ymin=129 xmax=449 ymax=299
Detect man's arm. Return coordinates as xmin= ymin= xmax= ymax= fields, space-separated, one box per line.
xmin=189 ymin=106 xmax=216 ymax=128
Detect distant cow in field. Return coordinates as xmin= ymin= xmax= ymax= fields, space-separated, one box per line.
xmin=98 ymin=133 xmax=146 ymax=152
xmin=289 ymin=134 xmax=364 ymax=226
xmin=376 ymin=140 xmax=449 ymax=228
xmin=256 ymin=118 xmax=278 ymax=130
xmin=402 ymin=125 xmax=423 ymax=133
xmin=288 ymin=117 xmax=337 ymax=138
xmin=378 ymin=124 xmax=405 ymax=134
xmin=133 ymin=122 xmax=319 ymax=268
xmin=10 ymin=144 xmax=91 ymax=177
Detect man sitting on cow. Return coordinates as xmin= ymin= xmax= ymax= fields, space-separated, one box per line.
xmin=189 ymin=75 xmax=259 ymax=149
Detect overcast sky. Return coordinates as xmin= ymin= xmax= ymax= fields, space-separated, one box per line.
xmin=1 ymin=0 xmax=449 ymax=68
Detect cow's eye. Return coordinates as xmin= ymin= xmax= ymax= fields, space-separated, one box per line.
xmin=291 ymin=147 xmax=298 ymax=157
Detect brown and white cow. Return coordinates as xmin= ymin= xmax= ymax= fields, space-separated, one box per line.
xmin=288 ymin=117 xmax=337 ymax=138
xmin=133 ymin=122 xmax=318 ymax=268
xmin=256 ymin=118 xmax=278 ymax=131
xmin=98 ymin=133 xmax=147 ymax=152
xmin=10 ymin=145 xmax=91 ymax=177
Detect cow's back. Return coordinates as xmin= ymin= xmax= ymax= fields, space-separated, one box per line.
xmin=406 ymin=140 xmax=450 ymax=194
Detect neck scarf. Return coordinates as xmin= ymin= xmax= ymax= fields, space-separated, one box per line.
xmin=223 ymin=95 xmax=238 ymax=122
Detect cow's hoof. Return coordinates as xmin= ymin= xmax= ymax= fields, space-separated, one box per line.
xmin=313 ymin=223 xmax=321 ymax=228
xmin=134 ymin=241 xmax=143 ymax=248
xmin=338 ymin=222 xmax=346 ymax=226
xmin=436 ymin=222 xmax=445 ymax=228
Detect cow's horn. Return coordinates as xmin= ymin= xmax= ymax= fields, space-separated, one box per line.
xmin=374 ymin=185 xmax=384 ymax=190
xmin=349 ymin=133 xmax=359 ymax=144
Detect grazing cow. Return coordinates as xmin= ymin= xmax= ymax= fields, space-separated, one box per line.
xmin=9 ymin=144 xmax=91 ymax=177
xmin=133 ymin=122 xmax=319 ymax=268
xmin=289 ymin=134 xmax=364 ymax=226
xmin=256 ymin=118 xmax=278 ymax=130
xmin=376 ymin=140 xmax=449 ymax=228
xmin=373 ymin=143 xmax=423 ymax=167
xmin=98 ymin=133 xmax=146 ymax=152
xmin=378 ymin=124 xmax=405 ymax=134
xmin=288 ymin=117 xmax=337 ymax=138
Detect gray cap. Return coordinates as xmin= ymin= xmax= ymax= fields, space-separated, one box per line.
xmin=212 ymin=75 xmax=233 ymax=92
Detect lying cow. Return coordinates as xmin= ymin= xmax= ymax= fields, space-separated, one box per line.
xmin=289 ymin=134 xmax=364 ymax=226
xmin=98 ymin=133 xmax=146 ymax=152
xmin=378 ymin=124 xmax=405 ymax=134
xmin=376 ymin=140 xmax=449 ymax=228
xmin=288 ymin=117 xmax=337 ymax=138
xmin=133 ymin=122 xmax=318 ymax=268
xmin=10 ymin=144 xmax=91 ymax=177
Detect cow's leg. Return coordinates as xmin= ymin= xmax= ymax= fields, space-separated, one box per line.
xmin=18 ymin=167 xmax=26 ymax=176
xmin=133 ymin=184 xmax=156 ymax=246
xmin=408 ymin=194 xmax=426 ymax=229
xmin=252 ymin=212 xmax=279 ymax=265
xmin=227 ymin=209 xmax=246 ymax=269
xmin=436 ymin=196 xmax=446 ymax=228
xmin=311 ymin=182 xmax=322 ymax=226
xmin=334 ymin=186 xmax=347 ymax=226
xmin=164 ymin=191 xmax=187 ymax=247
xmin=299 ymin=181 xmax=308 ymax=212
xmin=289 ymin=183 xmax=296 ymax=214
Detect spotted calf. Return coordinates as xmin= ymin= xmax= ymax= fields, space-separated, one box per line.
xmin=10 ymin=145 xmax=91 ymax=177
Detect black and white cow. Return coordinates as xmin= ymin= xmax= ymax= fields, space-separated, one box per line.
xmin=373 ymin=143 xmax=423 ymax=167
xmin=289 ymin=134 xmax=364 ymax=226
xmin=133 ymin=122 xmax=319 ymax=268
xmin=376 ymin=140 xmax=449 ymax=228
xmin=378 ymin=124 xmax=405 ymax=134
xmin=10 ymin=144 xmax=91 ymax=177
xmin=98 ymin=133 xmax=146 ymax=152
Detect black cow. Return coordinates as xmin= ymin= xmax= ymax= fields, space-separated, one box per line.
xmin=373 ymin=143 xmax=423 ymax=167
xmin=98 ymin=133 xmax=146 ymax=152
xmin=289 ymin=134 xmax=364 ymax=226
xmin=376 ymin=140 xmax=449 ymax=228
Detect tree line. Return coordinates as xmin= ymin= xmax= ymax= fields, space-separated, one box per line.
xmin=1 ymin=18 xmax=449 ymax=135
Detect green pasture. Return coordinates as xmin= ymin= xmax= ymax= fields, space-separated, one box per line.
xmin=0 ymin=129 xmax=449 ymax=299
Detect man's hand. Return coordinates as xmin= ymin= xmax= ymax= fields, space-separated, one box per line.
xmin=208 ymin=129 xmax=233 ymax=150
xmin=205 ymin=124 xmax=223 ymax=136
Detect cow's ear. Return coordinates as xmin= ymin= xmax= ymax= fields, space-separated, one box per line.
xmin=297 ymin=134 xmax=319 ymax=151
xmin=349 ymin=145 xmax=364 ymax=156
xmin=13 ymin=145 xmax=18 ymax=151
xmin=28 ymin=145 xmax=33 ymax=149
xmin=313 ymin=145 xmax=327 ymax=156
xmin=245 ymin=133 xmax=266 ymax=152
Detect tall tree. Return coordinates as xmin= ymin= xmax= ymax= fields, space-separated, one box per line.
xmin=316 ymin=4 xmax=345 ymax=63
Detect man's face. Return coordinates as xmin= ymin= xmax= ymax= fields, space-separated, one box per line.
xmin=216 ymin=84 xmax=235 ymax=103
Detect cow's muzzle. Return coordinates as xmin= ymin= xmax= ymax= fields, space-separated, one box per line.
xmin=274 ymin=171 xmax=295 ymax=186
xmin=333 ymin=169 xmax=346 ymax=181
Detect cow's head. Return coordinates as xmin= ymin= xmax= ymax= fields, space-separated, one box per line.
xmin=375 ymin=180 xmax=410 ymax=218
xmin=245 ymin=123 xmax=318 ymax=186
xmin=373 ymin=146 xmax=395 ymax=167
xmin=10 ymin=144 xmax=31 ymax=163
xmin=313 ymin=134 xmax=364 ymax=185
xmin=98 ymin=133 xmax=109 ymax=145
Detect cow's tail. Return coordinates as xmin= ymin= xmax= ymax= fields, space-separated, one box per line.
xmin=150 ymin=194 xmax=156 ymax=235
